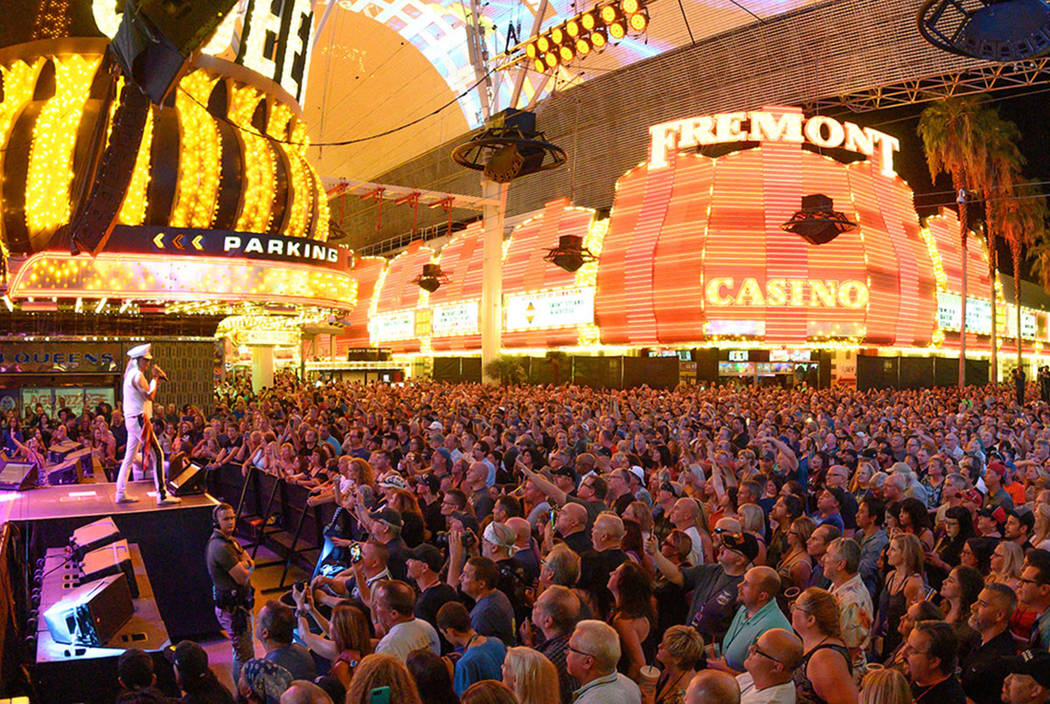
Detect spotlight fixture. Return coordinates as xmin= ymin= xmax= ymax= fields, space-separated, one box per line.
xmin=918 ymin=0 xmax=1050 ymax=61
xmin=628 ymin=9 xmax=649 ymax=32
xmin=590 ymin=29 xmax=608 ymax=48
xmin=544 ymin=235 xmax=598 ymax=272
xmin=559 ymin=44 xmax=575 ymax=61
xmin=452 ymin=109 xmax=568 ymax=183
xmin=581 ymin=11 xmax=597 ymax=30
xmin=600 ymin=4 xmax=620 ymax=24
xmin=566 ymin=19 xmax=581 ymax=36
xmin=576 ymin=36 xmax=592 ymax=54
xmin=551 ymin=25 xmax=566 ymax=44
xmin=780 ymin=194 xmax=858 ymax=245
xmin=609 ymin=20 xmax=627 ymax=38
xmin=412 ymin=263 xmax=450 ymax=293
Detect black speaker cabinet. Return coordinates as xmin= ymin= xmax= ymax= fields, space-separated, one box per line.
xmin=166 ymin=461 xmax=206 ymax=496
xmin=69 ymin=517 xmax=122 ymax=558
xmin=79 ymin=539 xmax=138 ymax=598
xmin=0 ymin=461 xmax=35 ymax=490
xmin=43 ymin=573 xmax=133 ymax=646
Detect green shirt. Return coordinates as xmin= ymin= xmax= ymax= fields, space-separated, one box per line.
xmin=721 ymin=598 xmax=792 ymax=671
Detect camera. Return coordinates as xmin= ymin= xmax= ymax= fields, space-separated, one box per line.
xmin=461 ymin=530 xmax=477 ymax=549
xmin=349 ymin=543 xmax=363 ymax=563
xmin=294 ymin=580 xmax=306 ymax=592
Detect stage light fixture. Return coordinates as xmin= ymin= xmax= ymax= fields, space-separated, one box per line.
xmin=534 ymin=58 xmax=547 ymax=72
xmin=526 ymin=41 xmax=538 ymax=58
xmin=567 ymin=19 xmax=581 ymax=37
xmin=412 ymin=263 xmax=450 ymax=293
xmin=601 ymin=4 xmax=619 ymax=24
xmin=537 ymin=35 xmax=550 ymax=52
xmin=451 ymin=109 xmax=567 ymax=184
xmin=551 ymin=26 xmax=565 ymax=44
xmin=544 ymin=234 xmax=597 ymax=272
xmin=545 ymin=51 xmax=558 ymax=68
xmin=609 ymin=21 xmax=627 ymax=38
xmin=560 ymin=44 xmax=574 ymax=61
xmin=780 ymin=194 xmax=858 ymax=245
xmin=622 ymin=0 xmax=640 ymax=14
xmin=576 ymin=37 xmax=592 ymax=54
xmin=590 ymin=29 xmax=608 ymax=48
xmin=581 ymin=11 xmax=597 ymax=29
xmin=628 ymin=10 xmax=648 ymax=32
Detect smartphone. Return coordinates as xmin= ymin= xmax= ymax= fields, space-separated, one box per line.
xmin=349 ymin=543 xmax=363 ymax=563
xmin=548 ymin=507 xmax=559 ymax=524
xmin=369 ymin=686 xmax=391 ymax=704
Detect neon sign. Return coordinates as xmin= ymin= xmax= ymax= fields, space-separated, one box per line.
xmin=704 ymin=277 xmax=869 ymax=309
xmin=648 ymin=108 xmax=900 ymax=175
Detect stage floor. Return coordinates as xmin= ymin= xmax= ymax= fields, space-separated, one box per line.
xmin=0 ymin=480 xmax=217 ymax=523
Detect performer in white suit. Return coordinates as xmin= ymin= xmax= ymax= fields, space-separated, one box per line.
xmin=115 ymin=343 xmax=180 ymax=505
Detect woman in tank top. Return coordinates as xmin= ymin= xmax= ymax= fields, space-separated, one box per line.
xmin=790 ymin=587 xmax=858 ymax=704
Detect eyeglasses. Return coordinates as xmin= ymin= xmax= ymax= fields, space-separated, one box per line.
xmin=748 ymin=644 xmax=783 ymax=665
xmin=567 ymin=644 xmax=596 ymax=659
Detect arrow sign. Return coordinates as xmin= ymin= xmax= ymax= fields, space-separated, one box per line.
xmin=191 ymin=235 xmax=204 ymax=251
xmin=152 ymin=233 xmax=165 ymax=249
xmin=173 ymin=234 xmax=185 ymax=250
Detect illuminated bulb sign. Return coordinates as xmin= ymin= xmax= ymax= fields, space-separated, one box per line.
xmin=648 ymin=109 xmax=900 ymax=175
xmin=92 ymin=0 xmax=315 ymax=103
xmin=704 ymin=277 xmax=869 ymax=309
xmin=505 ymin=288 xmax=595 ymax=331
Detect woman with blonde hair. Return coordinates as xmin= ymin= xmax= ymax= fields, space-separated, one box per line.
xmin=345 ymin=653 xmax=423 ymax=704
xmin=1032 ymin=502 xmax=1050 ymax=550
xmin=876 ymin=533 xmax=925 ymax=659
xmin=988 ymin=539 xmax=1025 ymax=590
xmin=502 ymin=647 xmax=558 ymax=704
xmin=859 ymin=668 xmax=912 ymax=704
xmin=738 ymin=503 xmax=768 ymax=566
xmin=653 ymin=625 xmax=706 ymax=704
xmin=790 ymin=587 xmax=857 ymax=704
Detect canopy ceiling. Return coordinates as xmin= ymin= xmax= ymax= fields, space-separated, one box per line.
xmin=302 ymin=0 xmax=826 ymax=180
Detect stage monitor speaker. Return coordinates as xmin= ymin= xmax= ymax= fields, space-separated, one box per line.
xmin=43 ymin=573 xmax=133 ymax=646
xmin=48 ymin=440 xmax=80 ymax=465
xmin=70 ymin=517 xmax=122 ymax=559
xmin=79 ymin=539 xmax=138 ymax=598
xmin=47 ymin=460 xmax=79 ymax=486
xmin=0 ymin=462 xmax=35 ymax=490
xmin=166 ymin=461 xmax=206 ymax=497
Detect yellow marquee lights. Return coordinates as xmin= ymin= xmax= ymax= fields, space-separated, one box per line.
xmin=232 ymin=86 xmax=276 ymax=233
xmin=25 ymin=54 xmax=101 ymax=244
xmin=115 ymin=81 xmax=153 ymax=226
xmin=274 ymin=107 xmax=312 ymax=239
xmin=9 ymin=252 xmax=357 ymax=311
xmin=577 ymin=216 xmax=607 ymax=347
xmin=172 ymin=71 xmax=222 ymax=229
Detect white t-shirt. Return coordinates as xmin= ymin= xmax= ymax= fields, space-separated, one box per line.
xmin=736 ymin=672 xmax=797 ymax=704
xmin=122 ymin=365 xmax=156 ymax=418
xmin=375 ymin=618 xmax=440 ymax=662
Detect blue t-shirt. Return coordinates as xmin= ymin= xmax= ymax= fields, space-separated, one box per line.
xmin=470 ymin=590 xmax=516 ymax=646
xmin=453 ymin=638 xmax=507 ymax=696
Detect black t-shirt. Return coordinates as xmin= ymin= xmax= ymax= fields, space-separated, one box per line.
xmin=682 ymin=564 xmax=745 ymax=644
xmin=558 ymin=530 xmax=593 ymax=555
xmin=578 ymin=548 xmax=628 ymax=619
xmin=911 ymin=675 xmax=967 ymax=704
xmin=415 ymin=582 xmax=460 ymax=629
xmin=960 ymin=629 xmax=1017 ymax=704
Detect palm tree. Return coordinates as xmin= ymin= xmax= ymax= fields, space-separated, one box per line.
xmin=978 ymin=111 xmax=1024 ymax=382
xmin=1004 ymin=180 xmax=1049 ymax=368
xmin=918 ymin=96 xmax=998 ymax=388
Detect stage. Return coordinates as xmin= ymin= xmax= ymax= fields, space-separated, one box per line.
xmin=3 ymin=481 xmax=221 ymax=642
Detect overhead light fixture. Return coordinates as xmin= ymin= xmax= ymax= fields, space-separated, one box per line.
xmin=551 ymin=25 xmax=566 ymax=44
xmin=628 ymin=9 xmax=649 ymax=31
xmin=412 ymin=263 xmax=450 ymax=293
xmin=622 ymin=0 xmax=640 ymax=13
xmin=590 ymin=29 xmax=608 ymax=48
xmin=576 ymin=37 xmax=592 ymax=54
xmin=601 ymin=4 xmax=620 ymax=24
xmin=452 ymin=109 xmax=568 ymax=184
xmin=559 ymin=44 xmax=575 ymax=61
xmin=780 ymin=194 xmax=858 ymax=245
xmin=566 ymin=19 xmax=581 ymax=37
xmin=581 ymin=11 xmax=597 ymax=30
xmin=526 ymin=42 xmax=538 ymax=58
xmin=609 ymin=20 xmax=627 ymax=38
xmin=918 ymin=0 xmax=1050 ymax=61
xmin=545 ymin=51 xmax=558 ymax=68
xmin=544 ymin=234 xmax=598 ymax=272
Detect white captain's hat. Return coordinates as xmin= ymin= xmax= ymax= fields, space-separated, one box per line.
xmin=127 ymin=343 xmax=152 ymax=360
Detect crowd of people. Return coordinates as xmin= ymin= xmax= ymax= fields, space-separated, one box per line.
xmin=12 ymin=373 xmax=1050 ymax=704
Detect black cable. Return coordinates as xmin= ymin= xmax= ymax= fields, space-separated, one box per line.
xmin=178 ymin=66 xmax=497 ymax=149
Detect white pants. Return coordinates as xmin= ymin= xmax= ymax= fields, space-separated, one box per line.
xmin=115 ymin=415 xmax=164 ymax=498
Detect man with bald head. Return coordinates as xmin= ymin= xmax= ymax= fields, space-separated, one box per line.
xmin=579 ymin=512 xmax=629 ymax=619
xmin=719 ymin=566 xmax=791 ymax=672
xmin=736 ymin=629 xmax=802 ymax=704
xmin=684 ymin=670 xmax=740 ymax=704
xmin=566 ymin=620 xmax=641 ymax=704
xmin=669 ymin=497 xmax=706 ymax=566
xmin=280 ymin=680 xmax=333 ymax=704
xmin=466 ymin=461 xmax=495 ymax=518
xmin=553 ymin=502 xmax=593 ymax=555
xmin=506 ymin=516 xmax=540 ymax=583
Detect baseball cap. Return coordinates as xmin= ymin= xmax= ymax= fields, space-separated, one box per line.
xmin=552 ymin=466 xmax=576 ymax=482
xmin=377 ymin=472 xmax=407 ymax=490
xmin=241 ymin=658 xmax=293 ymax=704
xmin=429 ymin=420 xmax=443 ymax=431
xmin=977 ymin=506 xmax=1008 ymax=525
xmin=405 ymin=543 xmax=445 ymax=572
xmin=165 ymin=640 xmax=209 ymax=681
xmin=826 ymin=487 xmax=848 ymax=508
xmin=722 ymin=532 xmax=760 ymax=563
xmin=987 ymin=461 xmax=1007 ymax=478
xmin=369 ymin=507 xmax=403 ymax=528
xmin=1003 ymin=649 xmax=1050 ymax=688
